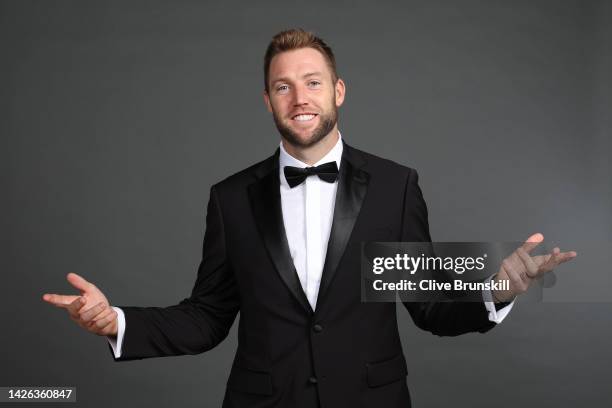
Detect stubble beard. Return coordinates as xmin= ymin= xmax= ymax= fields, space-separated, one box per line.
xmin=272 ymin=104 xmax=338 ymax=149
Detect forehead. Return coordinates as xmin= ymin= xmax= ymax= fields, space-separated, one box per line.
xmin=269 ymin=47 xmax=331 ymax=81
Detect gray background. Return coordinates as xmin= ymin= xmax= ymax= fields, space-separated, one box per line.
xmin=2 ymin=0 xmax=610 ymax=407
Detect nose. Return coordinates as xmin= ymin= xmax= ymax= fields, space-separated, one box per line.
xmin=292 ymin=84 xmax=309 ymax=107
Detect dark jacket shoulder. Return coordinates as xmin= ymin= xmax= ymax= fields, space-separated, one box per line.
xmin=212 ymin=150 xmax=278 ymax=195
xmin=345 ymin=143 xmax=419 ymax=186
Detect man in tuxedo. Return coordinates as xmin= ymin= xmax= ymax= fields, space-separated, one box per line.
xmin=43 ymin=29 xmax=576 ymax=407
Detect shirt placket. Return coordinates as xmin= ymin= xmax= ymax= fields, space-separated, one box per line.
xmin=305 ymin=176 xmax=322 ymax=310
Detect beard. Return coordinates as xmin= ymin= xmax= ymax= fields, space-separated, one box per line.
xmin=272 ymin=103 xmax=338 ymax=149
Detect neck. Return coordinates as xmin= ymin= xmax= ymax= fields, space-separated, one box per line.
xmin=281 ymin=127 xmax=339 ymax=165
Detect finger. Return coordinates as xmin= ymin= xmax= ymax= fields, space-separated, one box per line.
xmin=539 ymin=247 xmax=560 ymax=271
xmin=521 ymin=233 xmax=544 ymax=254
xmin=540 ymin=248 xmax=577 ymax=272
xmin=86 ymin=308 xmax=112 ymax=330
xmin=66 ymin=296 xmax=86 ymax=318
xmin=558 ymin=251 xmax=577 ymax=263
xmin=556 ymin=249 xmax=577 ymax=262
xmin=80 ymin=302 xmax=107 ymax=323
xmin=508 ymin=252 xmax=530 ymax=284
xmin=91 ymin=307 xmax=113 ymax=323
xmin=89 ymin=308 xmax=113 ymax=328
xmin=531 ymin=254 xmax=548 ymax=267
xmin=516 ymin=247 xmax=539 ymax=278
xmin=69 ymin=313 xmax=88 ymax=330
xmin=501 ymin=258 xmax=528 ymax=293
xmin=66 ymin=272 xmax=94 ymax=293
xmin=42 ymin=294 xmax=79 ymax=308
xmin=94 ymin=310 xmax=118 ymax=334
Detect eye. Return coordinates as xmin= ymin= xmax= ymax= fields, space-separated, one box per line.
xmin=276 ymin=84 xmax=289 ymax=93
xmin=308 ymin=80 xmax=321 ymax=87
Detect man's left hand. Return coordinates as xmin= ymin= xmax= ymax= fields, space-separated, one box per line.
xmin=492 ymin=233 xmax=577 ymax=302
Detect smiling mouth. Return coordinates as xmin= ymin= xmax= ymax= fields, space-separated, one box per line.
xmin=292 ymin=113 xmax=318 ymax=122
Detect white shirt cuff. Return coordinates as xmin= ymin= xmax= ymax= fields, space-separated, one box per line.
xmin=106 ymin=306 xmax=125 ymax=358
xmin=482 ymin=275 xmax=515 ymax=324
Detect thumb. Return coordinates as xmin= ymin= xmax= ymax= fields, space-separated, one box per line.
xmin=66 ymin=272 xmax=94 ymax=293
xmin=521 ymin=232 xmax=544 ymax=254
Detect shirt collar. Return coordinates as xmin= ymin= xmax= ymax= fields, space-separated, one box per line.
xmin=279 ymin=131 xmax=343 ymax=186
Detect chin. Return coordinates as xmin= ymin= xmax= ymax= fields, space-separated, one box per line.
xmin=293 ymin=131 xmax=317 ymax=143
xmin=275 ymin=114 xmax=336 ymax=149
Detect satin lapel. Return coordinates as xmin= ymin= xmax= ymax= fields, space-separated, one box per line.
xmin=316 ymin=144 xmax=369 ymax=309
xmin=248 ymin=157 xmax=314 ymax=315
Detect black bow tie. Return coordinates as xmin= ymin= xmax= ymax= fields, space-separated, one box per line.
xmin=283 ymin=161 xmax=339 ymax=188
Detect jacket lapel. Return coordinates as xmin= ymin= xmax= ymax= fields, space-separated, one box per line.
xmin=248 ymin=142 xmax=369 ymax=315
xmin=248 ymin=150 xmax=314 ymax=315
xmin=316 ymin=143 xmax=369 ymax=309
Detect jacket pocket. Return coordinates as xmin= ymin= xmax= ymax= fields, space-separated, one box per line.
xmin=366 ymin=353 xmax=408 ymax=388
xmin=227 ymin=365 xmax=273 ymax=396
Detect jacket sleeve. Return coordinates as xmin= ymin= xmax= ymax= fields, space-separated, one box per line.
xmin=400 ymin=169 xmax=496 ymax=336
xmin=112 ymin=185 xmax=240 ymax=361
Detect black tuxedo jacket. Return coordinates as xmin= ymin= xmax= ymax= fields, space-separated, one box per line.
xmin=114 ymin=142 xmax=496 ymax=408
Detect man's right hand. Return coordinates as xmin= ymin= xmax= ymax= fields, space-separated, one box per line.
xmin=43 ymin=272 xmax=118 ymax=337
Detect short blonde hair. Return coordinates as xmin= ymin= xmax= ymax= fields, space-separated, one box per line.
xmin=264 ymin=28 xmax=339 ymax=93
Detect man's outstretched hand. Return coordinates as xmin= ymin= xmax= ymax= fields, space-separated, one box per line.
xmin=492 ymin=233 xmax=577 ymax=302
xmin=42 ymin=273 xmax=118 ymax=337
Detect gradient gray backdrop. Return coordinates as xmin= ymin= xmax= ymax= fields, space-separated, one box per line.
xmin=2 ymin=0 xmax=611 ymax=407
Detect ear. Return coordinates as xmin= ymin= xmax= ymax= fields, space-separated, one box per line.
xmin=334 ymin=78 xmax=346 ymax=108
xmin=263 ymin=90 xmax=273 ymax=113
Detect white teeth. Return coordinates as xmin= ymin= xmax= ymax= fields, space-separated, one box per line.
xmin=293 ymin=114 xmax=316 ymax=121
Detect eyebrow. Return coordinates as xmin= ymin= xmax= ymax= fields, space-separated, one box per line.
xmin=271 ymin=71 xmax=323 ymax=86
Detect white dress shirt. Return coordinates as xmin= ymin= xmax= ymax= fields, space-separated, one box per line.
xmin=278 ymin=134 xmax=343 ymax=310
xmin=107 ymin=132 xmax=512 ymax=358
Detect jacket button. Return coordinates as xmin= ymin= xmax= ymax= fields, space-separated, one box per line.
xmin=308 ymin=376 xmax=318 ymax=384
xmin=313 ymin=324 xmax=323 ymax=333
